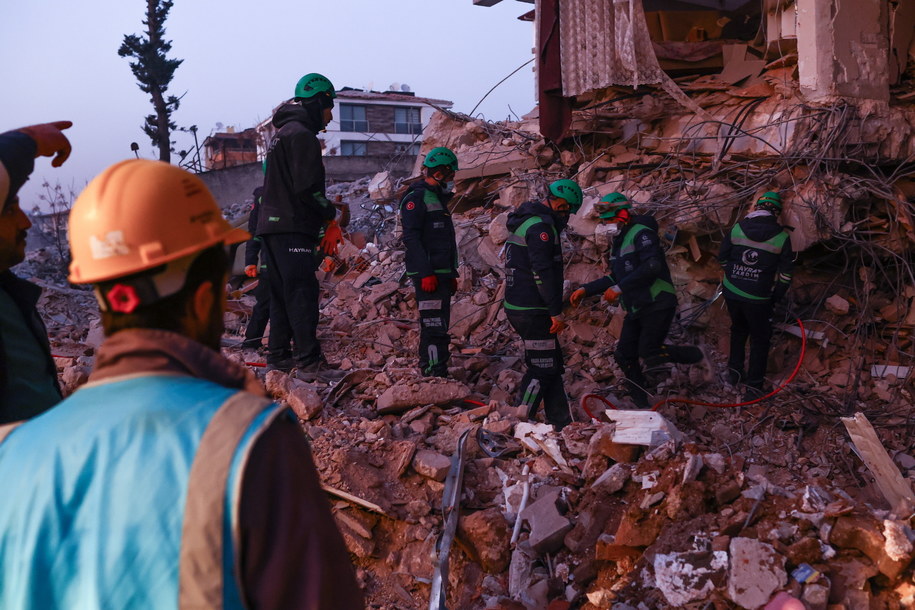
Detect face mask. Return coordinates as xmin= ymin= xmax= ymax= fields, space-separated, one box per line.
xmin=606 ymin=222 xmax=621 ymax=236
xmin=444 ymin=181 xmax=454 ymax=192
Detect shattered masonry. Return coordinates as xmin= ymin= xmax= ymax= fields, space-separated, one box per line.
xmin=24 ymin=0 xmax=915 ymax=608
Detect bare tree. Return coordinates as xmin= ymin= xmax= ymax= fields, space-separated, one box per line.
xmin=31 ymin=181 xmax=76 ymax=276
xmin=118 ymin=0 xmax=184 ymax=163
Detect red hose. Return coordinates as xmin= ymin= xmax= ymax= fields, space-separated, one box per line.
xmin=579 ymin=317 xmax=808 ymax=419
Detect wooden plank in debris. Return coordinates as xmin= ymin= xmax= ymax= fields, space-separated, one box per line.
xmin=841 ymin=412 xmax=915 ymax=516
xmin=321 ymin=484 xmax=388 ymax=516
xmin=687 ymin=235 xmax=702 ymax=262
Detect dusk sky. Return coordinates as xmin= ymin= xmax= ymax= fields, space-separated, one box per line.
xmin=1 ymin=0 xmax=535 ymax=209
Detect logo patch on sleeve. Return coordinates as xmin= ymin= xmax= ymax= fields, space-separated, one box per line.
xmin=406 ymin=202 xmax=415 ymax=210
xmin=540 ymin=232 xmax=550 ymax=242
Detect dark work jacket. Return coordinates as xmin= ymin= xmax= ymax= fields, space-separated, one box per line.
xmin=719 ymin=211 xmax=793 ymax=302
xmin=399 ymin=180 xmax=458 ymax=279
xmin=0 ymin=272 xmax=62 ymax=423
xmin=256 ymin=104 xmax=335 ymax=241
xmin=504 ymin=201 xmax=565 ymax=316
xmin=244 ymin=188 xmax=264 ymax=269
xmin=583 ymin=214 xmax=677 ymax=316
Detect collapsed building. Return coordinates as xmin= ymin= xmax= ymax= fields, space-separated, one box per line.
xmin=20 ymin=0 xmax=915 ymax=608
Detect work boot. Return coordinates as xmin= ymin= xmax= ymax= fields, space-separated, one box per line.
xmin=629 ymin=388 xmax=651 ymax=410
xmin=727 ymin=368 xmax=744 ymax=387
xmin=241 ymin=337 xmax=262 ymax=350
xmin=742 ymin=383 xmax=765 ymax=402
xmin=266 ymin=357 xmax=295 ymax=373
xmin=292 ymin=357 xmax=345 ymax=381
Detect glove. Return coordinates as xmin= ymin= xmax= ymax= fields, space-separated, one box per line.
xmin=421 ymin=275 xmax=439 ymax=293
xmin=450 ymin=278 xmax=458 ymax=294
xmin=244 ymin=265 xmax=258 ymax=278
xmin=549 ymin=315 xmax=566 ymax=334
xmin=603 ymin=286 xmax=622 ymax=304
xmin=320 ymin=220 xmax=343 ymax=256
xmin=18 ymin=121 xmax=73 ymax=167
xmin=570 ymin=287 xmax=586 ymax=307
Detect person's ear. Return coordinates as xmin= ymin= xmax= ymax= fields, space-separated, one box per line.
xmin=191 ymin=280 xmax=215 ymax=323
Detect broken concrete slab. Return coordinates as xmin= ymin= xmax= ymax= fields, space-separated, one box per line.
xmin=603 ymin=410 xmax=683 ymax=446
xmin=727 ymin=537 xmax=787 ymax=609
xmin=653 ymin=550 xmax=728 ymax=607
xmin=366 ymin=281 xmax=401 ymax=305
xmin=264 ymin=370 xmax=323 ymax=420
xmin=591 ymin=463 xmax=632 ymax=495
xmin=376 ymin=379 xmax=470 ymax=414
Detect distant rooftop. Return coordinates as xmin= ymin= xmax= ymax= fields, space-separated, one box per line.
xmin=336 ymin=87 xmax=453 ymax=107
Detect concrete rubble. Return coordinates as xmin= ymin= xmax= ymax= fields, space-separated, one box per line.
xmin=26 ymin=23 xmax=915 ymax=609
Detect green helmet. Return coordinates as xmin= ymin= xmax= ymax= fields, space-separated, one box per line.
xmin=548 ymin=179 xmax=583 ymax=213
xmin=423 ymin=147 xmax=459 ymax=172
xmin=756 ymin=191 xmax=782 ymax=210
xmin=597 ymin=192 xmax=632 ymax=220
xmin=294 ymin=73 xmax=336 ymax=99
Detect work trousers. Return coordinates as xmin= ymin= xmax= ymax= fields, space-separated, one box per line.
xmin=261 ymin=233 xmax=321 ymax=366
xmin=506 ymin=311 xmax=572 ymax=430
xmin=725 ymin=298 xmax=774 ymax=389
xmin=615 ymin=306 xmax=700 ymax=406
xmin=413 ymin=277 xmax=453 ymax=377
xmin=244 ymin=271 xmax=270 ymax=345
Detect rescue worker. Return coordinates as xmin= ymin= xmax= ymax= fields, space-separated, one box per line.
xmin=504 ymin=179 xmax=582 ymax=430
xmin=400 ymin=147 xmax=460 ymax=377
xmin=0 ymin=160 xmax=361 ymax=609
xmin=719 ymin=190 xmax=793 ymax=399
xmin=0 ymin=121 xmax=71 ymax=421
xmin=571 ymin=192 xmax=703 ymax=409
xmin=242 ymin=184 xmax=269 ymax=349
xmin=256 ymin=72 xmax=343 ymax=373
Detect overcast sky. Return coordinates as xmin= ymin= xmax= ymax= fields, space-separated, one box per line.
xmin=1 ymin=0 xmax=535 ymax=210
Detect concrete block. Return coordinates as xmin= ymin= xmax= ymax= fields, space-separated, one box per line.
xmin=520 ymin=489 xmax=572 ymax=554
xmin=412 ymin=449 xmax=451 ymax=481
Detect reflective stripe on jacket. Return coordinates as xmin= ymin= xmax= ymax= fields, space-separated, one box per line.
xmin=0 ymin=375 xmax=283 ymax=610
xmin=400 ymin=180 xmax=458 ymax=278
xmin=583 ymin=214 xmax=677 ymax=315
xmin=504 ymin=201 xmax=565 ymax=316
xmin=720 ymin=215 xmax=793 ymax=302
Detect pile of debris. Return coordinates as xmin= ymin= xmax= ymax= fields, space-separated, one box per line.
xmin=28 ymin=43 xmax=915 ymax=608
xmin=208 ymin=162 xmax=914 ymax=607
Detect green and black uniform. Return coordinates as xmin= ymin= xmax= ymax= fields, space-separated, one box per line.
xmin=719 ymin=210 xmax=793 ymax=389
xmin=256 ymin=102 xmax=336 ymax=368
xmin=504 ymin=201 xmax=572 ymax=429
xmin=581 ymin=214 xmax=698 ymax=407
xmin=400 ymin=180 xmax=458 ymax=377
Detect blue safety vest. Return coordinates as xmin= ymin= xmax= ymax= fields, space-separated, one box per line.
xmin=0 ymin=375 xmax=283 ymax=609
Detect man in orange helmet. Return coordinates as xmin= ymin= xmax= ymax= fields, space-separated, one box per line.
xmin=0 ymin=160 xmax=361 ymax=609
xmin=0 ymin=121 xmax=72 ymax=422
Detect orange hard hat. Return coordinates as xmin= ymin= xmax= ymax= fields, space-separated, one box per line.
xmin=69 ymin=159 xmax=249 ymax=285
